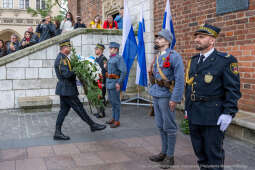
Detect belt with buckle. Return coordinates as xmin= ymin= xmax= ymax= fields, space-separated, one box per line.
xmin=191 ymin=94 xmax=223 ymax=102
xmin=105 ymin=73 xmax=120 ymax=79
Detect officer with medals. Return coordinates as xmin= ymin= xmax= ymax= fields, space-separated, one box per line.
xmin=94 ymin=43 xmax=107 ymax=118
xmin=185 ymin=24 xmax=241 ymax=170
xmin=148 ymin=29 xmax=185 ymax=169
xmin=54 ymin=40 xmax=106 ymax=140
xmin=105 ymin=42 xmax=127 ymax=128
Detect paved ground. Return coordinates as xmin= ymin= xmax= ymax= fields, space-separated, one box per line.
xmin=0 ymin=105 xmax=254 ymax=170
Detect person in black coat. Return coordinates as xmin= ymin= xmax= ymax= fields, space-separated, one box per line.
xmin=54 ymin=20 xmax=62 ymax=36
xmin=54 ymin=39 xmax=106 ymax=141
xmin=74 ymin=16 xmax=86 ymax=29
xmin=185 ymin=24 xmax=241 ymax=170
xmin=36 ymin=16 xmax=56 ymax=42
xmin=27 ymin=26 xmax=39 ymax=45
xmin=0 ymin=39 xmax=6 ymax=57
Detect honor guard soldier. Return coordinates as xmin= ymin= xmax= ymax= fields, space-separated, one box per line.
xmin=185 ymin=24 xmax=241 ymax=170
xmin=94 ymin=43 xmax=107 ymax=118
xmin=148 ymin=29 xmax=185 ymax=169
xmin=54 ymin=40 xmax=106 ymax=140
xmin=105 ymin=42 xmax=127 ymax=128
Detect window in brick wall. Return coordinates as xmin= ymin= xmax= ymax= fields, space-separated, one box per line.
xmin=3 ymin=0 xmax=13 ymax=8
xmin=216 ymin=0 xmax=249 ymax=15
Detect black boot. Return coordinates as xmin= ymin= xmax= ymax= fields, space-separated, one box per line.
xmin=94 ymin=113 xmax=100 ymax=118
xmin=53 ymin=129 xmax=70 ymax=140
xmin=90 ymin=123 xmax=106 ymax=132
xmin=149 ymin=153 xmax=166 ymax=162
xmin=98 ymin=109 xmax=105 ymax=118
xmin=160 ymin=156 xmax=174 ymax=169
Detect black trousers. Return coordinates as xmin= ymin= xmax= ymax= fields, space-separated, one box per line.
xmin=56 ymin=95 xmax=94 ymax=129
xmin=102 ymin=86 xmax=106 ymax=104
xmin=189 ymin=124 xmax=225 ymax=170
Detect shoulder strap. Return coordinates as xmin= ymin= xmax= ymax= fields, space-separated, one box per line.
xmin=60 ymin=56 xmax=72 ymax=71
xmin=185 ymin=58 xmax=194 ymax=85
xmin=156 ymin=53 xmax=169 ymax=81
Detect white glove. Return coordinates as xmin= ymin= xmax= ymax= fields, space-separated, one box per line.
xmin=217 ymin=114 xmax=232 ymax=132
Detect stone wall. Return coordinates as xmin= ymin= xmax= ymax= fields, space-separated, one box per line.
xmin=0 ymin=29 xmax=133 ymax=110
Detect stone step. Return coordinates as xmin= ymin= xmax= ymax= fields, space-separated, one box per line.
xmin=227 ymin=111 xmax=255 ymax=144
xmin=18 ymin=96 xmax=52 ymax=110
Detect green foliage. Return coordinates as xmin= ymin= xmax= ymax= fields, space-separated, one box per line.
xmin=70 ymin=48 xmax=104 ymax=108
xmin=26 ymin=0 xmax=57 ymax=18
xmin=180 ymin=112 xmax=190 ymax=135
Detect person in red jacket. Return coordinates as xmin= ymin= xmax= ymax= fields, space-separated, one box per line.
xmin=103 ymin=15 xmax=118 ymax=29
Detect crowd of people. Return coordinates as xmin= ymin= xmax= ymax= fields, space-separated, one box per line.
xmin=0 ymin=9 xmax=124 ymax=58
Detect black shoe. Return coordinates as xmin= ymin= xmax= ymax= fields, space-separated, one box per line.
xmin=98 ymin=111 xmax=105 ymax=118
xmin=53 ymin=131 xmax=70 ymax=140
xmin=160 ymin=156 xmax=174 ymax=169
xmin=149 ymin=153 xmax=166 ymax=162
xmin=94 ymin=113 xmax=100 ymax=117
xmin=90 ymin=123 xmax=106 ymax=132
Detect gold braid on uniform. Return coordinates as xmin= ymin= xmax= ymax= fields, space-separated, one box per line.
xmin=199 ymin=26 xmax=218 ymax=37
xmin=185 ymin=59 xmax=194 ymax=85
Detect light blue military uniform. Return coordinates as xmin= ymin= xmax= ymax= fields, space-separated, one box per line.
xmin=149 ymin=30 xmax=185 ymax=158
xmin=106 ymin=42 xmax=127 ymax=122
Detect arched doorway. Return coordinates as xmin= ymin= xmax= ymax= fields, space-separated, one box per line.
xmin=0 ymin=29 xmax=22 ymax=43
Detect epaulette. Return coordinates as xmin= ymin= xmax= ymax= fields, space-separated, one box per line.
xmin=224 ymin=54 xmax=231 ymax=58
xmin=216 ymin=51 xmax=228 ymax=57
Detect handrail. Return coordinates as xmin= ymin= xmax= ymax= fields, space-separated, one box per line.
xmin=0 ymin=28 xmax=122 ymax=66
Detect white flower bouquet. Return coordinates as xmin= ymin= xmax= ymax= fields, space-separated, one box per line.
xmin=70 ymin=48 xmax=104 ymax=107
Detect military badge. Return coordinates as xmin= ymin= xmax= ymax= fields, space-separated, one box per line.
xmin=230 ymin=63 xmax=239 ymax=74
xmin=204 ymin=74 xmax=213 ymax=83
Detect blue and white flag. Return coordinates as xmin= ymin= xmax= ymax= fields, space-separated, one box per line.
xmin=122 ymin=0 xmax=138 ymax=91
xmin=162 ymin=0 xmax=176 ymax=49
xmin=135 ymin=8 xmax=147 ymax=87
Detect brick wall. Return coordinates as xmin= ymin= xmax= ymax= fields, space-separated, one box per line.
xmin=68 ymin=0 xmax=255 ymax=113
xmin=154 ymin=0 xmax=255 ymax=113
xmin=68 ymin=0 xmax=102 ymax=27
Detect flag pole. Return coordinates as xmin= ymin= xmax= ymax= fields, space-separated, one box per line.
xmin=121 ymin=0 xmax=152 ymax=107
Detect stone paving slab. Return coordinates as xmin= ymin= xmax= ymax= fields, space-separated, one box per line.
xmin=0 ymin=134 xmax=253 ymax=170
xmin=0 ymin=105 xmax=254 ymax=169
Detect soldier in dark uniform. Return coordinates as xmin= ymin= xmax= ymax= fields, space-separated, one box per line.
xmin=105 ymin=42 xmax=126 ymax=128
xmin=94 ymin=43 xmax=107 ymax=118
xmin=54 ymin=40 xmax=106 ymax=140
xmin=185 ymin=24 xmax=241 ymax=170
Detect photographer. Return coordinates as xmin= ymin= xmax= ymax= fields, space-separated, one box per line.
xmin=60 ymin=12 xmax=74 ymax=33
xmin=36 ymin=16 xmax=56 ymax=42
xmin=6 ymin=34 xmax=20 ymax=54
xmin=19 ymin=31 xmax=33 ymax=49
xmin=74 ymin=16 xmax=86 ymax=29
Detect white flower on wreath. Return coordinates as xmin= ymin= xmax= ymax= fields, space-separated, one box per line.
xmin=95 ymin=74 xmax=100 ymax=81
